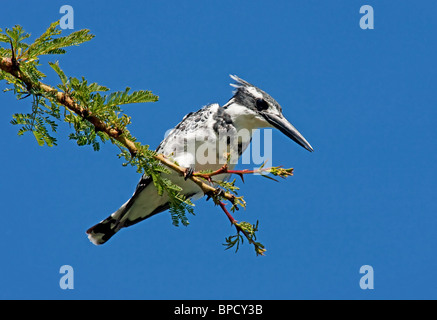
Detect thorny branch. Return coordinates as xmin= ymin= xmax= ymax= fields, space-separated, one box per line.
xmin=194 ymin=162 xmax=294 ymax=183
xmin=217 ymin=201 xmax=266 ymax=256
xmin=0 ymin=55 xmax=239 ymax=201
xmin=0 ymin=24 xmax=296 ymax=255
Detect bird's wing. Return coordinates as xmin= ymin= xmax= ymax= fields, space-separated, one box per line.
xmin=155 ymin=103 xmax=228 ymax=168
xmin=87 ymin=104 xmax=236 ymax=244
xmin=114 ymin=104 xmax=223 ymax=227
xmin=125 ymin=106 xmax=210 ymax=202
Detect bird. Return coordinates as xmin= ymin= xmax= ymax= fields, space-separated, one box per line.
xmin=86 ymin=75 xmax=313 ymax=245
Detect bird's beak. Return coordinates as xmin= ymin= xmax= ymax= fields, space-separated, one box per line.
xmin=261 ymin=113 xmax=314 ymax=152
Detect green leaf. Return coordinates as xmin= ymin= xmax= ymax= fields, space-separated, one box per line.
xmin=0 ymin=31 xmax=10 ymax=44
xmin=105 ymin=87 xmax=158 ymax=107
xmin=30 ymin=21 xmax=61 ymax=47
xmin=48 ymin=28 xmax=95 ymax=52
xmin=48 ymin=61 xmax=68 ymax=85
xmin=23 ymin=22 xmax=94 ymax=60
xmin=5 ymin=25 xmax=30 ymax=44
xmin=33 ymin=130 xmax=45 ymax=146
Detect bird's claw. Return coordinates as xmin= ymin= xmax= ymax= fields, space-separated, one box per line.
xmin=205 ymin=187 xmax=225 ymax=202
xmin=215 ymin=187 xmax=225 ymax=197
xmin=183 ymin=167 xmax=194 ymax=180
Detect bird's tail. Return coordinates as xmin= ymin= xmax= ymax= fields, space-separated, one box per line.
xmin=86 ymin=215 xmax=120 ymax=245
xmin=86 ymin=202 xmax=129 ymax=245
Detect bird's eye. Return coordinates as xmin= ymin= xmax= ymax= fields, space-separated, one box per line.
xmin=255 ymin=99 xmax=269 ymax=111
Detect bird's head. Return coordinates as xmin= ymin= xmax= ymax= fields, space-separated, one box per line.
xmin=224 ymin=75 xmax=313 ymax=152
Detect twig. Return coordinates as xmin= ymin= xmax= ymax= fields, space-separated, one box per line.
xmin=194 ymin=162 xmax=294 ymax=183
xmin=218 ymin=201 xmax=249 ymax=237
xmin=217 ymin=200 xmax=266 ymax=256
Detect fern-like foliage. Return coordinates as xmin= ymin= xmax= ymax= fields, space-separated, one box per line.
xmin=224 ymin=220 xmax=266 ymax=256
xmin=0 ymin=21 xmax=274 ymax=255
xmin=22 ymin=21 xmax=94 ymax=61
xmin=0 ymin=21 xmax=196 ymax=229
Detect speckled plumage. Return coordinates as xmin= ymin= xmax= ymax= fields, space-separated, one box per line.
xmin=87 ymin=75 xmax=313 ymax=245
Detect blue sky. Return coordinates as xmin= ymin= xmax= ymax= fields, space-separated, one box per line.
xmin=1 ymin=0 xmax=436 ymax=299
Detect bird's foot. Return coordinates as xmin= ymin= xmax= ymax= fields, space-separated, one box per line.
xmin=206 ymin=187 xmax=226 ymax=201
xmin=183 ymin=167 xmax=195 ymax=181
xmin=215 ymin=187 xmax=225 ymax=197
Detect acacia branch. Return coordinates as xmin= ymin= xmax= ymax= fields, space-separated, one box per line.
xmin=1 ymin=57 xmax=136 ymax=151
xmin=154 ymin=153 xmax=237 ymax=202
xmin=1 ymin=23 xmax=293 ymax=255
xmin=218 ymin=201 xmax=250 ymax=240
xmin=218 ymin=201 xmax=266 ymax=256
xmin=0 ymin=55 xmax=237 ymax=203
xmin=194 ymin=162 xmax=294 ymax=183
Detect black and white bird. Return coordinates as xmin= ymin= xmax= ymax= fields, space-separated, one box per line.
xmin=87 ymin=75 xmax=313 ymax=245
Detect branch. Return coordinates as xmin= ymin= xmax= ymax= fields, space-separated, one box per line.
xmin=1 ymin=57 xmax=135 ymax=150
xmin=154 ymin=154 xmax=238 ymax=203
xmin=218 ymin=201 xmax=266 ymax=256
xmin=1 ymin=23 xmax=297 ymax=255
xmin=0 ymin=56 xmax=238 ymax=204
xmin=194 ymin=162 xmax=294 ymax=183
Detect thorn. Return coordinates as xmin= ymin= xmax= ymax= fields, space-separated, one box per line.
xmin=129 ymin=149 xmax=137 ymax=159
xmin=205 ymin=189 xmax=215 ymax=201
xmin=238 ymin=173 xmax=245 ymax=183
xmin=18 ymin=93 xmax=31 ymax=100
xmin=9 ymin=38 xmax=19 ymax=70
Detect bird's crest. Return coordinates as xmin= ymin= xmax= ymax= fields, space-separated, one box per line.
xmin=229 ymin=74 xmax=252 ymax=89
xmin=229 ymin=74 xmax=266 ymax=101
xmin=228 ymin=74 xmax=281 ymax=112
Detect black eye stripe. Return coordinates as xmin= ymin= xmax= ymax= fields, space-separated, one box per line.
xmin=255 ymin=98 xmax=269 ymax=111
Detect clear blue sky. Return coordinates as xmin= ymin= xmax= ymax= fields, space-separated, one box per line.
xmin=1 ymin=0 xmax=436 ymax=299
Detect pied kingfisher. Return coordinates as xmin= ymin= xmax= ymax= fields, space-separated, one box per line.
xmin=87 ymin=75 xmax=313 ymax=245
